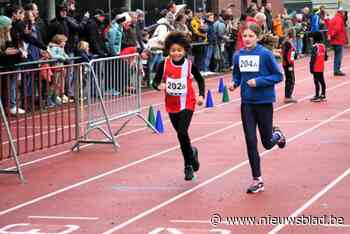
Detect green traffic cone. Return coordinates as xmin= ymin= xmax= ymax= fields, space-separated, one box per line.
xmin=148 ymin=105 xmax=156 ymax=127
xmin=222 ymin=86 xmax=230 ymax=103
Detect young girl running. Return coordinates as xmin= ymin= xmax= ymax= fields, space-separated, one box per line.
xmin=229 ymin=23 xmax=287 ymax=194
xmin=152 ymin=32 xmax=205 ymax=181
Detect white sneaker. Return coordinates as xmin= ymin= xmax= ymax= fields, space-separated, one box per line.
xmin=200 ymin=71 xmax=208 ymax=76
xmin=62 ymin=95 xmax=69 ymax=104
xmin=10 ymin=107 xmax=25 ymax=115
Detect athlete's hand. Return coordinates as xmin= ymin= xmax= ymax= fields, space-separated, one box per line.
xmin=247 ymin=79 xmax=256 ymax=87
xmin=197 ymin=96 xmax=204 ymax=106
xmin=158 ymin=83 xmax=166 ymax=90
xmin=228 ymin=83 xmax=237 ymax=92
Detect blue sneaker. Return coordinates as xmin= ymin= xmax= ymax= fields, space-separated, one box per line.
xmin=273 ymin=126 xmax=286 ymax=149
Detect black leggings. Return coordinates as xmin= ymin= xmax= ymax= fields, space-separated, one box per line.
xmin=313 ymin=72 xmax=326 ymax=96
xmin=169 ymin=109 xmax=194 ymax=167
xmin=284 ymin=66 xmax=295 ymax=98
xmin=241 ymin=103 xmax=278 ymax=178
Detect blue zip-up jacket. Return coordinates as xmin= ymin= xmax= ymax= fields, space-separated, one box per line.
xmin=311 ymin=14 xmax=320 ymax=33
xmin=232 ymin=44 xmax=283 ymax=104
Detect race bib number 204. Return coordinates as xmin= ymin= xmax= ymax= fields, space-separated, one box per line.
xmin=239 ymin=55 xmax=260 ymax=72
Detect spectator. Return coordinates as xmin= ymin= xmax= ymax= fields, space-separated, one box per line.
xmin=185 ymin=9 xmax=193 ymax=26
xmin=106 ymin=14 xmax=125 ymax=56
xmin=174 ymin=14 xmax=191 ymax=38
xmin=203 ymin=12 xmax=217 ymax=74
xmin=124 ymin=12 xmax=139 ymax=50
xmin=48 ymin=3 xmax=88 ymax=99
xmin=47 ymin=34 xmax=70 ymax=106
xmin=264 ymin=2 xmax=273 ymax=32
xmin=328 ymin=8 xmax=348 ymax=76
xmin=148 ymin=10 xmax=174 ymax=72
xmin=273 ymin=14 xmax=284 ymax=47
xmin=301 ymin=7 xmax=311 ymax=54
xmin=293 ymin=13 xmax=306 ymax=57
xmin=76 ymin=40 xmax=93 ymax=95
xmin=24 ymin=3 xmax=47 ymax=44
xmin=83 ymin=9 xmax=108 ymax=57
xmin=190 ymin=8 xmax=206 ymax=43
xmin=246 ymin=3 xmax=258 ymax=18
xmin=6 ymin=4 xmax=46 ymax=51
xmin=23 ymin=9 xmax=44 ymax=106
xmin=310 ymin=8 xmax=320 ymax=36
xmin=77 ymin=40 xmax=93 ymax=62
xmin=135 ymin=10 xmax=145 ymax=51
xmin=48 ymin=4 xmax=88 ymax=54
xmin=0 ymin=15 xmax=26 ymax=115
xmin=166 ymin=1 xmax=177 ymax=26
xmin=213 ymin=10 xmax=227 ymax=72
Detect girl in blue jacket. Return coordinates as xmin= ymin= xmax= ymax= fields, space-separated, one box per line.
xmin=230 ymin=23 xmax=287 ymax=194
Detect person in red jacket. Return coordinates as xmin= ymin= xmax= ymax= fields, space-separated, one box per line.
xmin=327 ymin=8 xmax=348 ymax=76
xmin=235 ymin=14 xmax=257 ymax=51
xmin=282 ymin=28 xmax=298 ymax=103
xmin=310 ymin=32 xmax=328 ymax=102
xmin=152 ymin=32 xmax=205 ymax=181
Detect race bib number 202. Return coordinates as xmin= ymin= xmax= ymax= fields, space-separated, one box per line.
xmin=166 ymin=77 xmax=187 ymax=96
xmin=239 ymin=55 xmax=260 ymax=72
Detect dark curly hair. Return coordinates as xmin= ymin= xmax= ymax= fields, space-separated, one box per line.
xmin=164 ymin=32 xmax=191 ymax=53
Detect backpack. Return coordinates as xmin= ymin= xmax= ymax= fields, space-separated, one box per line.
xmin=145 ymin=23 xmax=171 ymax=38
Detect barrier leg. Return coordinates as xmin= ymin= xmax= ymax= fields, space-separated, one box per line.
xmin=0 ymin=101 xmax=24 ymax=183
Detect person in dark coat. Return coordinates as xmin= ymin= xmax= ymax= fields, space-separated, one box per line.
xmin=82 ymin=9 xmax=108 ymax=57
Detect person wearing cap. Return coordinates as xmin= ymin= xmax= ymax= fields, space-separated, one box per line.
xmin=48 ymin=4 xmax=88 ymax=54
xmin=83 ymin=9 xmax=108 ymax=57
xmin=327 ymin=8 xmax=348 ymax=76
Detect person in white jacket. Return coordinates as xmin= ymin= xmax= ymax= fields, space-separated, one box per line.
xmin=148 ymin=14 xmax=174 ymax=72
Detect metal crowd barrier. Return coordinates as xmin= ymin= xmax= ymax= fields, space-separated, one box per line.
xmin=0 ymin=62 xmax=85 ymax=181
xmin=73 ymin=53 xmax=158 ymax=151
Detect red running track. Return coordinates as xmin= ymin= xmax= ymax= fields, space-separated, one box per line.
xmin=0 ymin=49 xmax=350 ymax=234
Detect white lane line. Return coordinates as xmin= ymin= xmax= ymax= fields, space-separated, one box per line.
xmin=2 ymin=63 xmax=338 ymax=171
xmin=320 ymin=224 xmax=350 ymax=228
xmin=100 ymin=113 xmax=350 ymax=232
xmin=28 ymin=215 xmax=98 ymax=220
xmin=170 ymin=220 xmax=210 ymax=224
xmin=1 ymin=81 xmax=350 ymax=218
xmin=268 ymin=168 xmax=350 ymax=234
